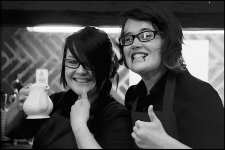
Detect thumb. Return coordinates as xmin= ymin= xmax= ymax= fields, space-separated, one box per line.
xmin=148 ymin=105 xmax=158 ymax=122
xmin=77 ymin=89 xmax=88 ymax=100
xmin=81 ymin=91 xmax=88 ymax=99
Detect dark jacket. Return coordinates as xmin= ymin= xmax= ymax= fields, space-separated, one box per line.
xmin=125 ymin=70 xmax=224 ymax=149
xmin=6 ymin=88 xmax=134 ymax=149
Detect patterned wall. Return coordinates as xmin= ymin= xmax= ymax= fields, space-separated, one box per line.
xmin=184 ymin=33 xmax=224 ymax=105
xmin=1 ymin=27 xmax=129 ymax=104
xmin=1 ymin=27 xmax=224 ymax=105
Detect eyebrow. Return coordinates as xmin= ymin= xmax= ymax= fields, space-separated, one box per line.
xmin=124 ymin=28 xmax=155 ymax=36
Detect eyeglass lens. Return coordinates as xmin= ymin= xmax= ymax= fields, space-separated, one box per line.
xmin=120 ymin=31 xmax=157 ymax=46
xmin=65 ymin=59 xmax=91 ymax=70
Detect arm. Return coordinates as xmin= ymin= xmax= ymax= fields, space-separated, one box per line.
xmin=70 ymin=98 xmax=101 ymax=149
xmin=177 ymin=73 xmax=224 ymax=148
xmin=185 ymin=83 xmax=224 ymax=148
xmin=5 ymin=83 xmax=47 ymax=139
xmin=72 ymin=123 xmax=101 ymax=149
xmin=5 ymin=84 xmax=31 ymax=138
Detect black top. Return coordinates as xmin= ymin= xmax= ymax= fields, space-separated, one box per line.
xmin=125 ymin=70 xmax=224 ymax=149
xmin=10 ymin=89 xmax=134 ymax=149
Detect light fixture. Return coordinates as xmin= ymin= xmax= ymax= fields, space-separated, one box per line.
xmin=183 ymin=30 xmax=224 ymax=34
xmin=27 ymin=25 xmax=122 ymax=34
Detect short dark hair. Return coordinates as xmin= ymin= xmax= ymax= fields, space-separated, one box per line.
xmin=60 ymin=26 xmax=119 ymax=92
xmin=118 ymin=3 xmax=186 ymax=71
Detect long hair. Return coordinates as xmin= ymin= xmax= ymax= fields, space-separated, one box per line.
xmin=60 ymin=26 xmax=119 ymax=93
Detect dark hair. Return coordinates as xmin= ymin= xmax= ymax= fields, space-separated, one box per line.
xmin=118 ymin=2 xmax=186 ymax=71
xmin=60 ymin=26 xmax=119 ymax=92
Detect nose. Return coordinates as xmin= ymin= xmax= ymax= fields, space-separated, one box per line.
xmin=131 ymin=37 xmax=142 ymax=49
xmin=75 ymin=64 xmax=87 ymax=74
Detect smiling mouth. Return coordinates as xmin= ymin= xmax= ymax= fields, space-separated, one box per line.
xmin=73 ymin=78 xmax=92 ymax=83
xmin=131 ymin=53 xmax=148 ymax=62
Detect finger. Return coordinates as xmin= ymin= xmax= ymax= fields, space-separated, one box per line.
xmin=77 ymin=93 xmax=87 ymax=100
xmin=135 ymin=120 xmax=143 ymax=129
xmin=135 ymin=120 xmax=139 ymax=128
xmin=81 ymin=91 xmax=88 ymax=99
xmin=133 ymin=125 xmax=139 ymax=134
xmin=18 ymin=88 xmax=30 ymax=99
xmin=131 ymin=132 xmax=138 ymax=140
xmin=74 ymin=99 xmax=81 ymax=105
xmin=70 ymin=103 xmax=75 ymax=110
xmin=82 ymin=99 xmax=90 ymax=108
xmin=47 ymin=88 xmax=54 ymax=96
xmin=19 ymin=83 xmax=32 ymax=94
xmin=18 ymin=95 xmax=28 ymax=102
xmin=131 ymin=132 xmax=141 ymax=144
xmin=148 ymin=105 xmax=158 ymax=122
xmin=24 ymin=83 xmax=32 ymax=88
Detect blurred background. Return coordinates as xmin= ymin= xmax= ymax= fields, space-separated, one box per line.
xmin=1 ymin=1 xmax=224 ymax=149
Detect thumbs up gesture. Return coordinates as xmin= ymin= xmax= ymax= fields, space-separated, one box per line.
xmin=131 ymin=105 xmax=170 ymax=149
xmin=70 ymin=90 xmax=90 ymax=133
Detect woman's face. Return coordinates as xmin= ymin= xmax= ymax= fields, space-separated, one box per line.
xmin=123 ymin=19 xmax=164 ymax=76
xmin=65 ymin=49 xmax=96 ymax=96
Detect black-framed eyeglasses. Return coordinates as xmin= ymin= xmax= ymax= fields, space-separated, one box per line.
xmin=119 ymin=31 xmax=160 ymax=46
xmin=64 ymin=59 xmax=92 ymax=70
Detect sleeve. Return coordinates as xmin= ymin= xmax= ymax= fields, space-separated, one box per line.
xmin=177 ymin=76 xmax=224 ymax=149
xmin=5 ymin=92 xmax=61 ymax=139
xmin=99 ymin=101 xmax=135 ymax=149
xmin=5 ymin=113 xmax=49 ymax=139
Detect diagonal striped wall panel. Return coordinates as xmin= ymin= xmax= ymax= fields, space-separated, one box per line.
xmin=1 ymin=27 xmax=66 ymax=95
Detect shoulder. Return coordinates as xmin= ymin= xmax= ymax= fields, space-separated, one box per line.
xmin=105 ymin=96 xmax=128 ymax=112
xmin=176 ymin=70 xmax=216 ymax=93
xmin=102 ymin=96 xmax=130 ymax=118
xmin=49 ymin=91 xmax=67 ymax=105
xmin=174 ymin=70 xmax=223 ymax=106
xmin=98 ymin=96 xmax=132 ymax=130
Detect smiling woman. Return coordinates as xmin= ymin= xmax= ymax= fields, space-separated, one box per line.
xmin=118 ymin=3 xmax=224 ymax=149
xmin=4 ymin=26 xmax=135 ymax=149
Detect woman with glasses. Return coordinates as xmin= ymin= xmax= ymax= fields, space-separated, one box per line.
xmin=5 ymin=26 xmax=134 ymax=149
xmin=118 ymin=3 xmax=224 ymax=149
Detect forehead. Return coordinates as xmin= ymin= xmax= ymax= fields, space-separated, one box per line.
xmin=66 ymin=47 xmax=89 ymax=63
xmin=124 ymin=19 xmax=155 ymax=34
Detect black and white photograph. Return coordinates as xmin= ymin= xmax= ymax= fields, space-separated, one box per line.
xmin=1 ymin=1 xmax=224 ymax=149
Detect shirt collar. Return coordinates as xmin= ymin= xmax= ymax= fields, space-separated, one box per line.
xmin=57 ymin=89 xmax=78 ymax=109
xmin=137 ymin=70 xmax=169 ymax=95
xmin=56 ymin=89 xmax=107 ymax=118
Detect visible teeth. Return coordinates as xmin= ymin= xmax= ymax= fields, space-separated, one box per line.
xmin=74 ymin=78 xmax=91 ymax=83
xmin=131 ymin=53 xmax=148 ymax=62
xmin=133 ymin=54 xmax=146 ymax=59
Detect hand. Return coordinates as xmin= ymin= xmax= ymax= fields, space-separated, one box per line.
xmin=70 ymin=92 xmax=90 ymax=133
xmin=16 ymin=83 xmax=32 ymax=110
xmin=131 ymin=105 xmax=170 ymax=149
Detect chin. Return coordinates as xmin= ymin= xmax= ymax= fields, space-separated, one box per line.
xmin=130 ymin=64 xmax=146 ymax=72
xmin=71 ymin=83 xmax=95 ymax=93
